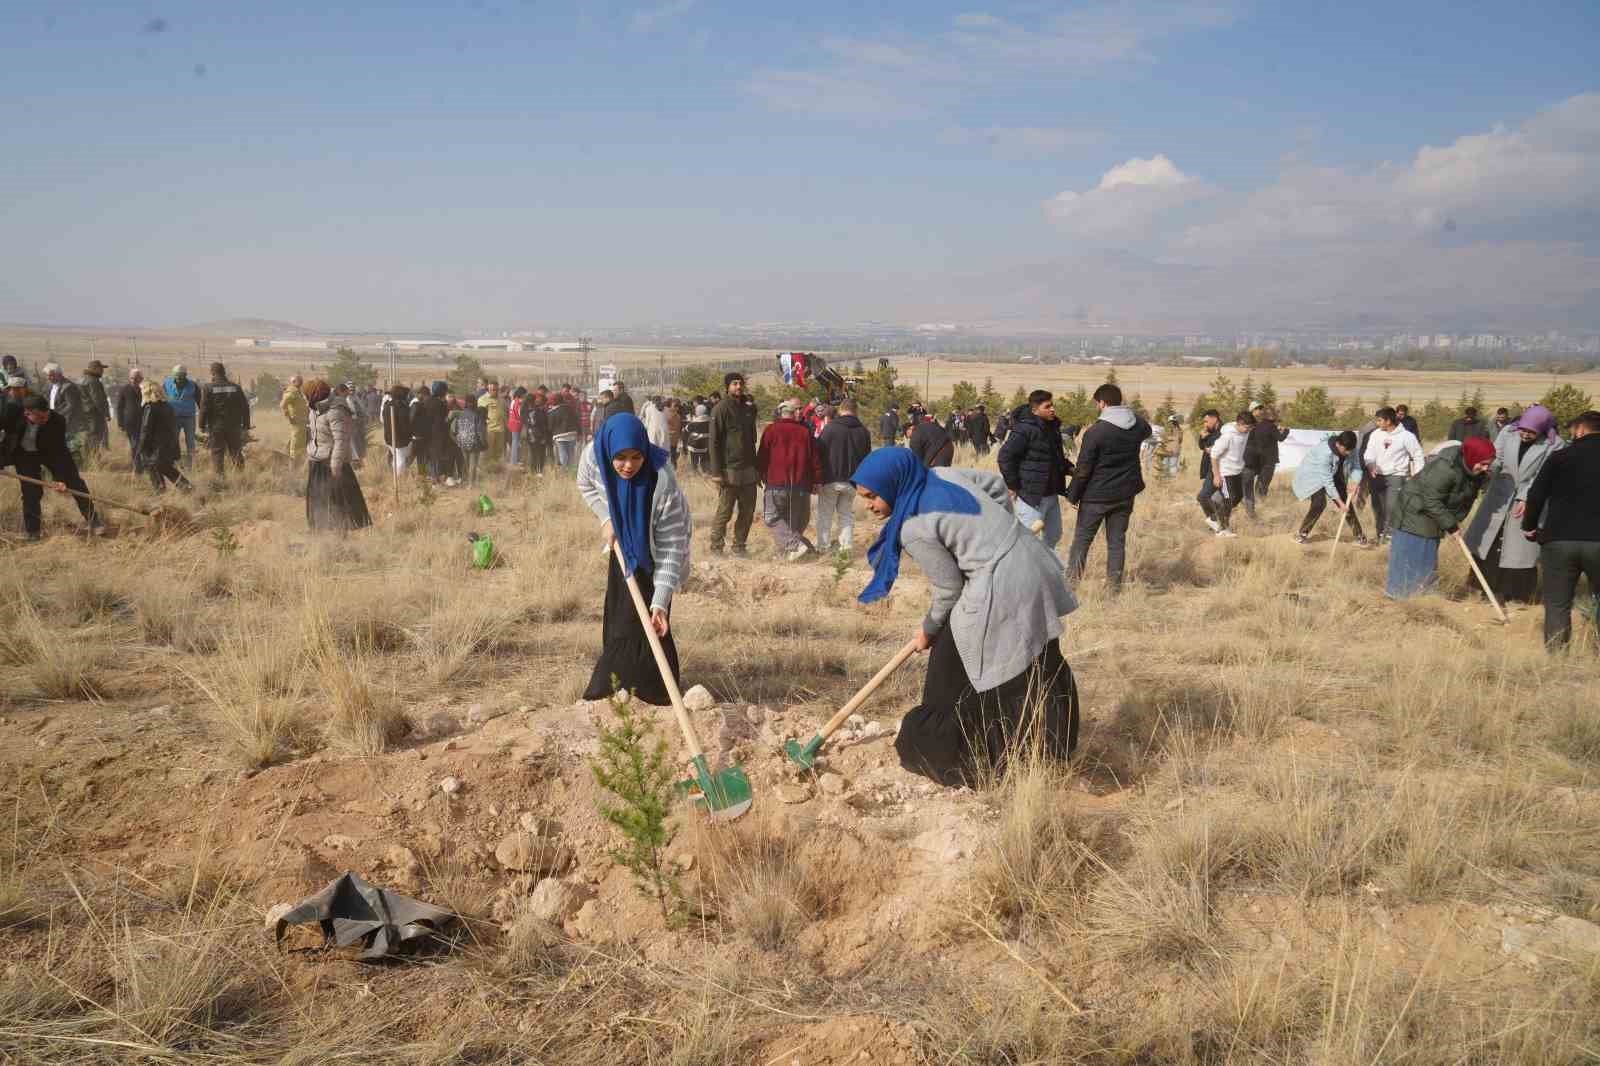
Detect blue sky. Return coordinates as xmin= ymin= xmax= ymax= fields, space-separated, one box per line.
xmin=2 ymin=1 xmax=1597 ymax=331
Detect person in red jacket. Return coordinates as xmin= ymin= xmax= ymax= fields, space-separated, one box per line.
xmin=756 ymin=399 xmax=822 ymax=561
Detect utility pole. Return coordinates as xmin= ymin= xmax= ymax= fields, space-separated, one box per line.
xmin=578 ymin=336 xmax=593 ymax=390
xmin=659 ymin=351 xmax=665 ymax=392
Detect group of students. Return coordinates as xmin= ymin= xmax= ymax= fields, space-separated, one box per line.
xmin=578 ymin=406 xmax=1079 ymax=788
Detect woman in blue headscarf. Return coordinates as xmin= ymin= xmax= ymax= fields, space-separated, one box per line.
xmin=576 ymin=413 xmax=693 ymax=705
xmin=852 ymin=447 xmax=1081 ymax=786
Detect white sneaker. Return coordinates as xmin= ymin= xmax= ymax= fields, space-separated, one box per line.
xmin=786 ymin=546 xmax=809 ymax=562
xmin=1215 ymin=529 xmax=1238 ymax=538
xmin=1204 ymin=518 xmax=1221 ymax=533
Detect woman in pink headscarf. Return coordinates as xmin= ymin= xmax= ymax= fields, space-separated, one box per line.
xmin=1463 ymin=404 xmax=1562 ymax=604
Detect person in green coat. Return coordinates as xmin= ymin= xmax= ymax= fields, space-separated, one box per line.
xmin=1385 ymin=435 xmax=1495 ymax=599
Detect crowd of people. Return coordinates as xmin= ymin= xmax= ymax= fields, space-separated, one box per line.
xmin=4 ymin=352 xmax=1597 ymax=786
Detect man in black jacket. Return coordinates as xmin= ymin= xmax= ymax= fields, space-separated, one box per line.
xmin=997 ymin=390 xmax=1073 ymax=550
xmin=1064 ymin=383 xmax=1152 ymax=593
xmin=909 ymin=416 xmax=954 ymax=467
xmin=1195 ymin=409 xmax=1222 ymax=530
xmin=1448 ymin=407 xmax=1492 ymax=444
xmin=815 ymin=399 xmax=872 ymax=552
xmin=968 ymin=405 xmax=992 ymax=457
xmin=115 ymin=369 xmax=146 ymax=473
xmin=198 ymin=362 xmax=250 ymax=480
xmin=877 ymin=405 xmax=900 ymax=446
xmin=1395 ymin=403 xmax=1420 ymax=439
xmin=1241 ymin=403 xmax=1289 ymax=518
xmin=1522 ymin=410 xmax=1600 ymax=651
xmin=708 ymin=372 xmax=759 ymax=556
xmin=1 ymin=396 xmax=103 ymax=539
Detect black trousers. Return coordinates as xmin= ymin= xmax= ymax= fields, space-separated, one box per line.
xmin=208 ymin=425 xmax=245 ymax=476
xmin=896 ymin=631 xmax=1078 ymax=787
xmin=1541 ymin=541 xmax=1600 ymax=651
xmin=1214 ymin=474 xmax=1244 ymax=530
xmin=1066 ymin=497 xmax=1134 ymax=591
xmin=147 ymin=457 xmax=189 ymax=493
xmin=525 ymin=437 xmax=547 ymax=473
xmin=1299 ymin=468 xmax=1365 ymax=539
xmin=13 ymin=452 xmax=98 ymax=534
xmin=125 ymin=429 xmax=143 ymax=474
xmin=583 ymin=556 xmax=680 ymax=705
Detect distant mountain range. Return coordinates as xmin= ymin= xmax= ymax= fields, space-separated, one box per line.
xmin=180 ymin=317 xmax=319 ymax=337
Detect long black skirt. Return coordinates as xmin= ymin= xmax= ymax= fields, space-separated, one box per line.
xmin=306 ymin=460 xmax=373 ymax=532
xmin=583 ymin=555 xmax=681 ymax=706
xmin=895 ymin=632 xmax=1078 ymax=788
xmin=1480 ymin=533 xmax=1539 ymax=604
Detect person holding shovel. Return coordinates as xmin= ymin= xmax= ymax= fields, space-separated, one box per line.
xmin=852 ymin=448 xmax=1080 ymax=787
xmin=1292 ymin=430 xmax=1367 ymax=545
xmin=1384 ymin=435 xmax=1494 ymax=600
xmin=576 ymin=413 xmax=692 ymax=705
xmin=0 ymin=394 xmax=105 ymax=539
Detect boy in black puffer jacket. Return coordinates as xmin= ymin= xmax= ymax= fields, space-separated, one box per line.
xmin=997 ymin=390 xmax=1073 ymax=550
xmin=1065 ymin=383 xmax=1152 ymax=593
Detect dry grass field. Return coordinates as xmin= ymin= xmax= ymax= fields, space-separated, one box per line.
xmin=0 ymin=325 xmax=782 ymax=394
xmin=889 ymin=357 xmax=1600 ymax=412
xmin=3 ymin=414 xmax=1600 ymax=1063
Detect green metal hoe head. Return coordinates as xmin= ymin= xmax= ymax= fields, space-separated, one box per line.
xmin=674 ymin=755 xmax=753 ymax=821
xmin=783 ymin=735 xmax=824 ymax=771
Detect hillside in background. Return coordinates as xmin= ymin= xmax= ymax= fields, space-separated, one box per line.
xmin=180 ymin=317 xmax=320 ymax=337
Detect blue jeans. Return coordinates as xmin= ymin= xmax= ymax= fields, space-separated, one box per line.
xmin=1386 ymin=529 xmax=1439 ymax=599
xmin=174 ymin=412 xmax=196 ymax=467
xmin=555 ymin=438 xmax=577 ymax=468
xmin=1014 ymin=496 xmax=1063 ymax=550
xmin=509 ymin=432 xmax=522 ymax=466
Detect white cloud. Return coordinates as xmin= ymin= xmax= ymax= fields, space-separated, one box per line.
xmin=1029 ymin=94 xmax=1600 ymax=327
xmin=1045 ymin=154 xmax=1210 ymax=239
xmin=631 ymin=0 xmax=697 ymax=34
xmin=1097 ymin=153 xmax=1192 ymax=190
xmin=747 ymin=2 xmax=1238 ymax=118
xmin=1174 ymin=92 xmax=1600 ymax=259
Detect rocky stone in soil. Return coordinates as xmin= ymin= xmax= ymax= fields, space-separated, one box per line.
xmin=494 ymin=830 xmax=574 ymax=876
xmin=683 ymin=685 xmax=716 ymax=711
xmin=526 ymin=878 xmax=593 ymax=924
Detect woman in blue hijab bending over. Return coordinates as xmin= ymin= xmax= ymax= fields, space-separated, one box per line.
xmin=577 ymin=413 xmax=693 ymax=704
xmin=853 ymin=448 xmax=1081 ymax=786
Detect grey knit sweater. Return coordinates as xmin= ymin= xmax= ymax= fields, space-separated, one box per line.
xmin=577 ymin=443 xmax=692 ymax=613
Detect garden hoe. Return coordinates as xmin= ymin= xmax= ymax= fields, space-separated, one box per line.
xmin=0 ymin=470 xmax=196 ymax=535
xmin=784 ymin=637 xmax=921 ymax=771
xmin=610 ymin=539 xmax=753 ymax=820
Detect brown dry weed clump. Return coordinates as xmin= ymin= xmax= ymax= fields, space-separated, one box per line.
xmin=1 ymin=434 xmax=1598 ymax=1063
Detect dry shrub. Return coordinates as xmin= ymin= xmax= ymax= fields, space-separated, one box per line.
xmin=663 ymin=995 xmax=747 ymax=1066
xmin=305 ymin=613 xmax=410 ymax=756
xmin=692 ymin=814 xmax=873 ymax=951
xmin=406 ymin=595 xmax=523 ymax=686
xmin=105 ymin=912 xmax=261 ymax=1050
xmin=1085 ymin=807 xmax=1244 ymax=968
xmin=424 ymin=852 xmax=495 ymax=922
xmin=0 ymin=600 xmax=111 ymax=701
xmin=493 ymin=910 xmax=568 ymax=979
xmin=1548 ymin=700 xmax=1600 ymax=766
xmin=971 ymin=755 xmax=1106 ymax=925
xmin=181 ymin=615 xmax=312 ymax=767
xmin=1243 ymin=760 xmax=1403 ymax=897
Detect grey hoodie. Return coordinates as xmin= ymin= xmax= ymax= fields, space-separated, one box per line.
xmin=1098 ymin=405 xmax=1138 ymax=430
